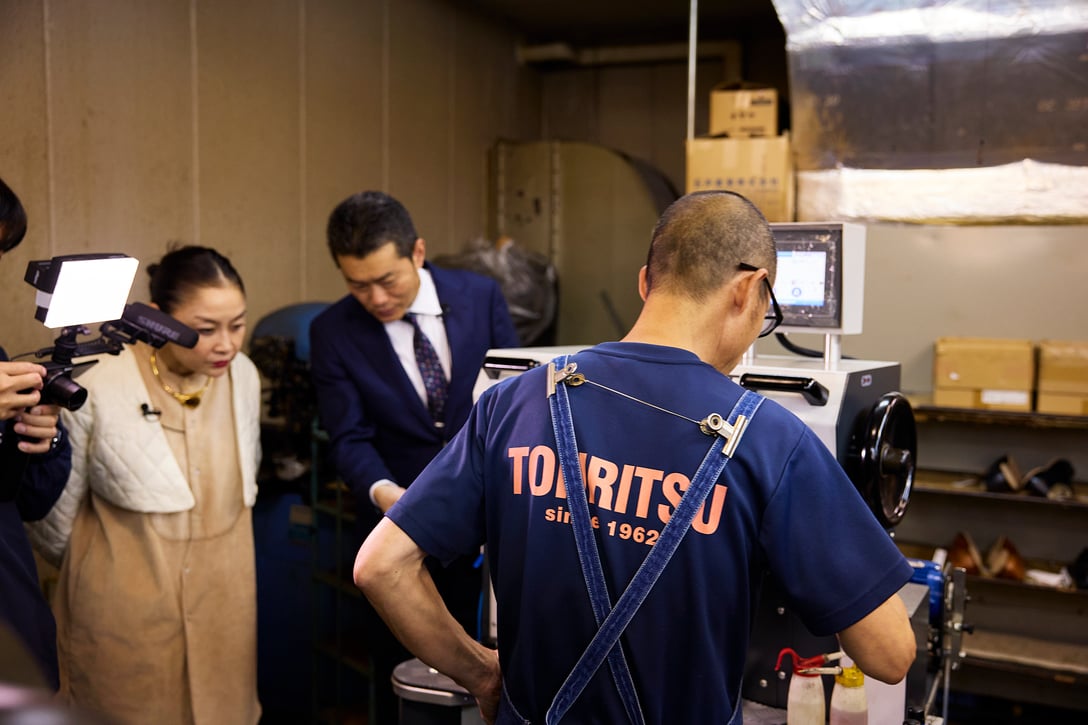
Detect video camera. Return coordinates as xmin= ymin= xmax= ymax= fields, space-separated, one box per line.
xmin=22 ymin=254 xmax=198 ymax=410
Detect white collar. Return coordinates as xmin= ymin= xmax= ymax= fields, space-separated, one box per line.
xmin=408 ymin=267 xmax=443 ymax=316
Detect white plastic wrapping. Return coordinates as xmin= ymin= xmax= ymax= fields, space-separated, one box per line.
xmin=799 ymin=161 xmax=1088 ymax=224
xmin=776 ymin=1 xmax=1088 ymax=50
xmin=772 ymin=0 xmax=1088 ymax=223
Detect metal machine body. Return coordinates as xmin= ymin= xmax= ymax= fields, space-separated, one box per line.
xmin=730 ymin=355 xmax=900 ymax=466
xmin=729 ymin=350 xmax=925 ymax=718
xmin=730 ymin=353 xmax=916 ymax=530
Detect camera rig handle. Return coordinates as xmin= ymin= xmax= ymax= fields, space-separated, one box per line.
xmin=25 ymin=303 xmax=197 ymax=412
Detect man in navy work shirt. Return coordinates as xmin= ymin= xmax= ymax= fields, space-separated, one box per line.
xmin=354 ymin=191 xmax=916 ymax=723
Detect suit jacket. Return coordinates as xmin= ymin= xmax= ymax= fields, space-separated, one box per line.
xmin=309 ymin=263 xmax=519 ymax=521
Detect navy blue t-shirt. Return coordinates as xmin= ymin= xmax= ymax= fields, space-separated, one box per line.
xmin=389 ymin=342 xmax=911 ymax=724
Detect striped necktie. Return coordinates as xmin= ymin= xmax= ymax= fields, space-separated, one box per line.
xmin=405 ymin=313 xmax=448 ymax=426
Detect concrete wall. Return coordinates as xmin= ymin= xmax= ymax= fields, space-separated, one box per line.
xmin=0 ymin=0 xmax=540 ymax=358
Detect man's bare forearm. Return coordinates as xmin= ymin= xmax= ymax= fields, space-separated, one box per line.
xmin=837 ymin=593 xmax=916 ymax=684
xmin=355 ymin=518 xmax=502 ymax=720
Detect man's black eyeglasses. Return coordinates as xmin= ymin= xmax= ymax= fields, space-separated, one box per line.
xmin=738 ymin=263 xmax=782 ymax=338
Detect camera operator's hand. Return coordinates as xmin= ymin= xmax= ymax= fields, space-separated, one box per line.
xmin=0 ymin=361 xmax=47 ymax=420
xmin=11 ymin=404 xmax=62 ymax=454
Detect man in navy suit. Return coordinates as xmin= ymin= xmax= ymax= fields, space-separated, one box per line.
xmin=309 ymin=190 xmax=518 ymax=721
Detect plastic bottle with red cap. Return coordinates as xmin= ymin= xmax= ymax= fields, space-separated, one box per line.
xmin=775 ymin=648 xmax=827 ymax=725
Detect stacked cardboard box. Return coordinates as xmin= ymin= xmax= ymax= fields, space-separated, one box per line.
xmin=933 ymin=337 xmax=1088 ymax=415
xmin=933 ymin=337 xmax=1034 ymax=412
xmin=685 ymin=85 xmax=795 ymax=223
xmin=686 ymin=134 xmax=794 ymax=222
xmin=709 ymin=84 xmax=778 ymax=139
xmin=1036 ymin=340 xmax=1088 ymax=415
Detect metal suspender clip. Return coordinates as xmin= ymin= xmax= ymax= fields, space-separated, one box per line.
xmin=546 ymin=361 xmax=585 ymax=397
xmin=699 ymin=412 xmax=751 ymax=457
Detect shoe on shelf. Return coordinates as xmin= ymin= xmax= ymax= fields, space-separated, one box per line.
xmin=1021 ymin=458 xmax=1075 ymax=498
xmin=948 ymin=531 xmax=989 ymax=577
xmin=982 ymin=454 xmax=1025 ymax=493
xmin=1046 ymin=483 xmax=1075 ymax=501
xmin=1070 ymin=548 xmax=1088 ymax=590
xmin=986 ymin=535 xmax=1027 ymax=582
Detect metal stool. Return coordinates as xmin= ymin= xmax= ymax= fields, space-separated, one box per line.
xmin=392 ymin=658 xmax=484 ymax=725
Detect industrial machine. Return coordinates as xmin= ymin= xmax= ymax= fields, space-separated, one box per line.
xmin=725 ymin=222 xmax=925 ymax=721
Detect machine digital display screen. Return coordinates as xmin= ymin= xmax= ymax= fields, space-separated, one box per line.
xmin=775 ymin=250 xmax=828 ymax=307
xmin=770 ymin=223 xmax=854 ymax=332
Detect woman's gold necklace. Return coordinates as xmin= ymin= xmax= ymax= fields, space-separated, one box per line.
xmin=149 ymin=351 xmax=211 ymax=409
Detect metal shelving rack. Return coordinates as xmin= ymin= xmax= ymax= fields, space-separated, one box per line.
xmin=309 ymin=423 xmax=375 ymax=724
xmin=895 ymin=405 xmax=1088 ymax=716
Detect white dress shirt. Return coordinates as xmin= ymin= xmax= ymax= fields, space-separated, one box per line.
xmin=384 ymin=267 xmax=452 ymax=402
xmin=369 ymin=267 xmax=451 ymax=506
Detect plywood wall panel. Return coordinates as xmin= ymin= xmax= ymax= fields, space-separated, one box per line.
xmin=541 ymin=69 xmax=600 ymax=143
xmin=2 ymin=0 xmax=533 ymax=354
xmin=194 ymin=0 xmax=300 ymax=327
xmin=47 ymin=0 xmax=192 ymax=261
xmin=449 ymin=10 xmax=524 ymax=249
xmin=303 ymin=0 xmax=386 ymax=303
xmin=386 ymin=0 xmax=454 ymax=254
xmin=0 ymin=1 xmax=54 ymax=355
xmin=648 ymin=63 xmax=698 ymax=195
xmin=540 ymin=58 xmax=721 ymax=196
xmin=595 ymin=66 xmax=655 ymax=158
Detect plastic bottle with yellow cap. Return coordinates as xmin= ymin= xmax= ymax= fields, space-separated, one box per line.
xmin=829 ymin=662 xmax=868 ymax=725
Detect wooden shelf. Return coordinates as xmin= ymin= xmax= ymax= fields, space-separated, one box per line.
xmin=313 ymin=500 xmax=358 ymax=523
xmin=899 ymin=398 xmax=1088 ymax=714
xmin=314 ymin=641 xmax=373 ymax=677
xmin=313 ymin=569 xmax=363 ymax=598
xmin=964 ymin=630 xmax=1088 ymax=680
xmin=897 ymin=540 xmax=1083 ymax=591
xmin=912 ymin=469 xmax=1088 ymax=508
xmin=909 ymin=399 xmax=1088 ymax=431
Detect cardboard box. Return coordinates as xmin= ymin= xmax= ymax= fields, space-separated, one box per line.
xmin=685 ymin=134 xmax=795 ymax=222
xmin=932 ymin=337 xmax=1034 ymax=412
xmin=933 ymin=387 xmax=1032 ymax=412
xmin=710 ymin=84 xmax=778 ymax=138
xmin=1037 ymin=340 xmax=1088 ymax=395
xmin=1036 ymin=340 xmax=1088 ymax=415
xmin=1036 ymin=392 xmax=1088 ymax=416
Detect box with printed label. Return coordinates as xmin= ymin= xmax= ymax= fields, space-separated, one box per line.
xmin=709 ymin=84 xmax=778 ymax=138
xmin=685 ymin=133 xmax=795 ymax=222
xmin=932 ymin=337 xmax=1034 ymax=412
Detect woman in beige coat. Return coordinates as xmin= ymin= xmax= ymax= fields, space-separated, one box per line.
xmin=28 ymin=246 xmax=262 ymax=725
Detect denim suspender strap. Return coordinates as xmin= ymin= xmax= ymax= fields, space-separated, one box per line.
xmin=545 ymin=356 xmax=764 ymax=724
xmin=547 ymin=356 xmax=644 ymax=725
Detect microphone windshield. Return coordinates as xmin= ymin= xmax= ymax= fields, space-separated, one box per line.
xmin=122 ymin=303 xmax=199 ymax=349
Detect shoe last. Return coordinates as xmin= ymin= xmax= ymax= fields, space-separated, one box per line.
xmin=986 ymin=535 xmax=1026 ymax=582
xmin=948 ymin=531 xmax=988 ymax=577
